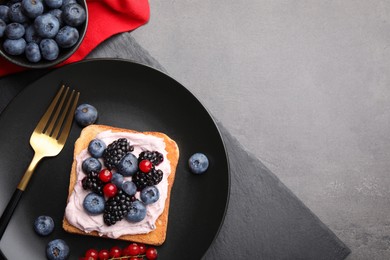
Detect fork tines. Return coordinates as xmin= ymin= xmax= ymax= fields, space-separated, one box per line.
xmin=37 ymin=85 xmax=80 ymax=141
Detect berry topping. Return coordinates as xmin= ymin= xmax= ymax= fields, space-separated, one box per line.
xmin=138 ymin=150 xmax=164 ymax=166
xmin=33 ymin=215 xmax=54 ymax=236
xmin=111 ymin=172 xmax=124 ymax=189
xmin=132 ymin=168 xmax=163 ymax=191
xmin=139 ymin=159 xmax=152 ymax=173
xmin=98 ymin=169 xmax=112 ymax=183
xmin=188 ymin=152 xmax=209 ymax=174
xmin=103 ymin=183 xmax=118 ymax=198
xmin=140 ymin=186 xmax=160 ymax=205
xmin=122 ymin=181 xmax=137 ymax=196
xmin=88 ymin=138 xmax=106 ymax=158
xmin=125 ymin=200 xmax=147 ymax=223
xmin=83 ymin=193 xmax=105 ymax=215
xmin=103 ymin=189 xmax=133 ymax=226
xmin=82 ymin=171 xmax=104 ymax=196
xmin=82 ymin=157 xmax=102 ymax=174
xmin=117 ymin=152 xmax=138 ymax=176
xmin=102 ymin=138 xmax=134 ymax=170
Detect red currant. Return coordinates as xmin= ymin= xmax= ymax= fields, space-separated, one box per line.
xmin=129 ymin=257 xmax=139 ymax=260
xmin=145 ymin=247 xmax=158 ymax=260
xmin=99 ymin=169 xmax=112 ymax=183
xmin=103 ymin=183 xmax=117 ymax=197
xmin=139 ymin=159 xmax=152 ymax=173
xmin=85 ymin=249 xmax=98 ymax=259
xmin=127 ymin=243 xmax=140 ymax=256
xmin=138 ymin=244 xmax=146 ymax=255
xmin=109 ymin=246 xmax=122 ymax=258
xmin=98 ymin=249 xmax=109 ymax=260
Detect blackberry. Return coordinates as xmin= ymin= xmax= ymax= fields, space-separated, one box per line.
xmin=102 ymin=138 xmax=134 ymax=170
xmin=132 ymin=168 xmax=163 ymax=191
xmin=103 ymin=189 xmax=133 ymax=226
xmin=81 ymin=171 xmax=103 ymax=195
xmin=138 ymin=150 xmax=164 ymax=166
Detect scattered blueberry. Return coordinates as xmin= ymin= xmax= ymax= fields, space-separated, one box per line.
xmin=8 ymin=3 xmax=28 ymax=23
xmin=21 ymin=0 xmax=44 ymax=19
xmin=88 ymin=139 xmax=106 ymax=158
xmin=25 ymin=42 xmax=41 ymax=62
xmin=117 ymin=153 xmax=138 ymax=176
xmin=34 ymin=13 xmax=59 ymax=38
xmin=188 ymin=152 xmax=209 ymax=174
xmin=0 ymin=19 xmax=6 ymax=37
xmin=39 ymin=38 xmax=59 ymax=60
xmin=83 ymin=192 xmax=105 ymax=215
xmin=46 ymin=239 xmax=70 ymax=260
xmin=44 ymin=0 xmax=63 ymax=9
xmin=125 ymin=200 xmax=147 ymax=223
xmin=74 ymin=104 xmax=98 ymax=127
xmin=3 ymin=38 xmax=26 ymax=55
xmin=111 ymin=173 xmax=124 ymax=189
xmin=0 ymin=5 xmax=10 ymax=23
xmin=33 ymin=215 xmax=54 ymax=236
xmin=62 ymin=3 xmax=86 ymax=26
xmin=122 ymin=181 xmax=137 ymax=196
xmin=82 ymin=157 xmax=102 ymax=174
xmin=140 ymin=186 xmax=160 ymax=205
xmin=55 ymin=25 xmax=78 ymax=48
xmin=5 ymin=22 xmax=25 ymax=39
xmin=24 ymin=24 xmax=41 ymax=43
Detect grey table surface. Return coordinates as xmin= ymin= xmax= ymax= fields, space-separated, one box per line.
xmin=130 ymin=1 xmax=390 ymax=259
xmin=0 ymin=34 xmax=349 ymax=259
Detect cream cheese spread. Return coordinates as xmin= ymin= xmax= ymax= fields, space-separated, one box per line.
xmin=64 ymin=130 xmax=170 ymax=238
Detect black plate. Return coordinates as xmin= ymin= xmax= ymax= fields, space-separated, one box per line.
xmin=0 ymin=59 xmax=230 ymax=259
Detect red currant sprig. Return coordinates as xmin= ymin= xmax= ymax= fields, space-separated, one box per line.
xmin=81 ymin=243 xmax=158 ymax=260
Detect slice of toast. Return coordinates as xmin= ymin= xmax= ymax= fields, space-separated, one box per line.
xmin=62 ymin=124 xmax=179 ymax=245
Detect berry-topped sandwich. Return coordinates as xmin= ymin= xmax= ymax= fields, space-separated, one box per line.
xmin=63 ymin=125 xmax=180 ymax=246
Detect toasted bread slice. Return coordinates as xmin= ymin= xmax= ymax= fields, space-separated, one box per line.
xmin=63 ymin=124 xmax=179 ymax=245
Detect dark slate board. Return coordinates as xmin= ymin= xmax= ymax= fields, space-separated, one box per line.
xmin=0 ymin=33 xmax=351 ymax=260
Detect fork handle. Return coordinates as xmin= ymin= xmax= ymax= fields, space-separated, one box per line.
xmin=0 ymin=188 xmax=23 ymax=240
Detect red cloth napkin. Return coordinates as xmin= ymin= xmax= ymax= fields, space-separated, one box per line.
xmin=0 ymin=0 xmax=150 ymax=77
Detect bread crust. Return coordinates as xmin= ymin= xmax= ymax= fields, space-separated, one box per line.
xmin=62 ymin=125 xmax=179 ymax=245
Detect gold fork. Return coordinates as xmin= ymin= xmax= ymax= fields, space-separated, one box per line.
xmin=0 ymin=85 xmax=80 ymax=240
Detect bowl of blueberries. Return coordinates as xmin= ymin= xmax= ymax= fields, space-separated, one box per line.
xmin=0 ymin=0 xmax=87 ymax=69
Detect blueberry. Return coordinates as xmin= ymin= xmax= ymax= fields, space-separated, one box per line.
xmin=8 ymin=3 xmax=28 ymax=23
xmin=62 ymin=3 xmax=86 ymax=27
xmin=111 ymin=173 xmax=124 ymax=189
xmin=140 ymin=186 xmax=160 ymax=205
xmin=55 ymin=25 xmax=78 ymax=48
xmin=88 ymin=139 xmax=106 ymax=158
xmin=117 ymin=153 xmax=138 ymax=177
xmin=125 ymin=200 xmax=146 ymax=223
xmin=83 ymin=192 xmax=105 ymax=215
xmin=0 ymin=19 xmax=5 ymax=37
xmin=33 ymin=215 xmax=54 ymax=236
xmin=0 ymin=5 xmax=10 ymax=23
xmin=44 ymin=0 xmax=63 ymax=9
xmin=122 ymin=181 xmax=137 ymax=196
xmin=188 ymin=153 xmax=209 ymax=174
xmin=39 ymin=38 xmax=59 ymax=60
xmin=61 ymin=0 xmax=76 ymax=8
xmin=34 ymin=13 xmax=59 ymax=38
xmin=82 ymin=157 xmax=101 ymax=174
xmin=24 ymin=24 xmax=41 ymax=43
xmin=46 ymin=239 xmax=70 ymax=260
xmin=25 ymin=42 xmax=41 ymax=62
xmin=3 ymin=38 xmax=26 ymax=55
xmin=75 ymin=104 xmax=98 ymax=127
xmin=48 ymin=8 xmax=63 ymax=27
xmin=5 ymin=22 xmax=25 ymax=39
xmin=21 ymin=0 xmax=44 ymax=19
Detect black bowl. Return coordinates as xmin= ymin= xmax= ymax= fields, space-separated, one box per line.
xmin=0 ymin=0 xmax=88 ymax=69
